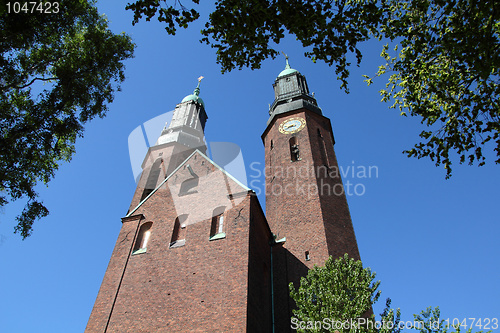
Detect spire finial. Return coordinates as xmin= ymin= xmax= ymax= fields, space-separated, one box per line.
xmin=197 ymin=76 xmax=204 ymax=87
xmin=194 ymin=76 xmax=204 ymax=95
xmin=281 ymin=51 xmax=291 ymax=69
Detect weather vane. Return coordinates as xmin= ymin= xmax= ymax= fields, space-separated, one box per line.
xmin=195 ymin=76 xmax=204 ymax=89
xmin=281 ymin=51 xmax=291 ymax=68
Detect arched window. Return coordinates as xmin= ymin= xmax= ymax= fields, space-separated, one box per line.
xmin=289 ymin=137 xmax=300 ymax=162
xmin=170 ymin=214 xmax=188 ymax=248
xmin=179 ymin=177 xmax=199 ymax=196
xmin=140 ymin=158 xmax=163 ymax=201
xmin=210 ymin=206 xmax=226 ymax=240
xmin=133 ymin=222 xmax=153 ymax=255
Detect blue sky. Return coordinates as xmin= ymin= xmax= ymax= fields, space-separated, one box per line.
xmin=0 ymin=1 xmax=499 ymax=332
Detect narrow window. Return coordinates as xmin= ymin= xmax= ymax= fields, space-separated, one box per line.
xmin=133 ymin=222 xmax=153 ymax=255
xmin=141 ymin=189 xmax=153 ymax=201
xmin=170 ymin=214 xmax=187 ymax=248
xmin=318 ymin=129 xmax=330 ymax=167
xmin=210 ymin=215 xmax=224 ymax=238
xmin=141 ymin=158 xmax=163 ymax=201
xmin=305 ymin=251 xmax=310 ymax=261
xmin=269 ymin=142 xmax=273 ymax=172
xmin=289 ymin=137 xmax=300 ymax=162
xmin=210 ymin=206 xmax=226 ymax=240
xmin=217 ymin=215 xmax=224 ymax=234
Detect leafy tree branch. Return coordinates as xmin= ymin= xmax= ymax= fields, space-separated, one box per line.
xmin=0 ymin=0 xmax=135 ymax=238
xmin=126 ymin=0 xmax=499 ymax=177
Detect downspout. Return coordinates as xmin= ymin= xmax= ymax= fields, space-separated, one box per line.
xmin=270 ymin=235 xmax=286 ymax=333
xmin=104 ymin=215 xmax=143 ymax=332
xmin=270 ymin=241 xmax=275 ymax=333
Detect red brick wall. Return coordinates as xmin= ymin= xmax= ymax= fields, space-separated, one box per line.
xmin=128 ymin=143 xmax=199 ymax=212
xmin=246 ymin=195 xmax=273 ymax=332
xmin=86 ymin=152 xmax=273 ymax=332
xmin=263 ymin=108 xmax=361 ymax=331
xmin=305 ymin=111 xmax=361 ymax=261
xmin=85 ymin=214 xmax=144 ymax=333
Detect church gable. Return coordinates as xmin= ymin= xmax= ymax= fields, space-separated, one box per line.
xmin=128 ymin=149 xmax=250 ymax=230
xmin=169 ymin=150 xmax=249 ymax=227
xmin=94 ymin=152 xmax=267 ymax=332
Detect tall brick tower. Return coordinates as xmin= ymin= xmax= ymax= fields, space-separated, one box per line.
xmin=85 ymin=79 xmax=273 ymax=332
xmin=263 ymin=57 xmax=361 ymax=331
xmin=127 ymin=78 xmax=208 ymax=211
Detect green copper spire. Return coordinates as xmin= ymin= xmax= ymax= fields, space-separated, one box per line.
xmin=284 ymin=54 xmax=291 ymax=69
xmin=278 ymin=52 xmax=299 ymax=78
xmin=181 ymin=76 xmax=205 ymax=107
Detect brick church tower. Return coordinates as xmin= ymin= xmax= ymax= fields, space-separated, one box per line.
xmin=263 ymin=57 xmax=361 ymax=331
xmin=85 ymin=62 xmax=361 ymax=332
xmin=85 ymin=79 xmax=274 ymax=332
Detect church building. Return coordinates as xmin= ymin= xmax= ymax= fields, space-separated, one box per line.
xmin=85 ymin=59 xmax=361 ymax=332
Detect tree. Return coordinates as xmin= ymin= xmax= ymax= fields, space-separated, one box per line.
xmin=288 ymin=255 xmax=492 ymax=333
xmin=125 ymin=0 xmax=499 ymax=177
xmin=410 ymin=306 xmax=493 ymax=333
xmin=0 ymin=0 xmax=135 ymax=238
xmin=370 ymin=0 xmax=500 ymax=178
xmin=289 ymin=254 xmax=401 ymax=332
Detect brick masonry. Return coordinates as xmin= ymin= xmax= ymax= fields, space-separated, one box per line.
xmin=86 ymin=73 xmax=362 ymax=332
xmin=86 ymin=150 xmax=273 ymax=332
xmin=262 ymin=108 xmax=361 ymax=332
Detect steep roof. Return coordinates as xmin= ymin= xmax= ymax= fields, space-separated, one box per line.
xmin=126 ymin=149 xmax=250 ymax=218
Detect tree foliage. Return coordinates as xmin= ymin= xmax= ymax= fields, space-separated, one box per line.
xmin=289 ymin=254 xmax=401 ymax=332
xmin=410 ymin=306 xmax=492 ymax=333
xmin=288 ymin=255 xmax=491 ymax=333
xmin=127 ymin=0 xmax=382 ymax=91
xmin=126 ymin=0 xmax=499 ymax=177
xmin=289 ymin=254 xmax=380 ymax=325
xmin=0 ymin=0 xmax=135 ymax=238
xmin=372 ymin=0 xmax=500 ymax=177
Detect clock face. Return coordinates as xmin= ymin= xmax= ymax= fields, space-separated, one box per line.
xmin=279 ymin=117 xmax=306 ymax=134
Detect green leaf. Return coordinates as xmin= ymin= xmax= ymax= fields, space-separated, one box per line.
xmin=1 ymin=0 xmax=135 ymax=238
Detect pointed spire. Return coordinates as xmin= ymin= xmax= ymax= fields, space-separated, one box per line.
xmin=282 ymin=51 xmax=291 ymax=70
xmin=278 ymin=52 xmax=298 ymax=78
xmin=160 ymin=121 xmax=169 ymax=135
xmin=181 ymin=76 xmax=205 ymax=106
xmin=194 ymin=76 xmax=204 ymax=96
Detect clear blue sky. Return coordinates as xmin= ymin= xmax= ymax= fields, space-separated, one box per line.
xmin=1 ymin=1 xmax=499 ymax=332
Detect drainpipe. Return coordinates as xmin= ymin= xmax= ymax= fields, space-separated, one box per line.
xmin=270 ymin=235 xmax=286 ymax=333
xmin=105 ymin=215 xmax=143 ymax=332
xmin=270 ymin=242 xmax=275 ymax=333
